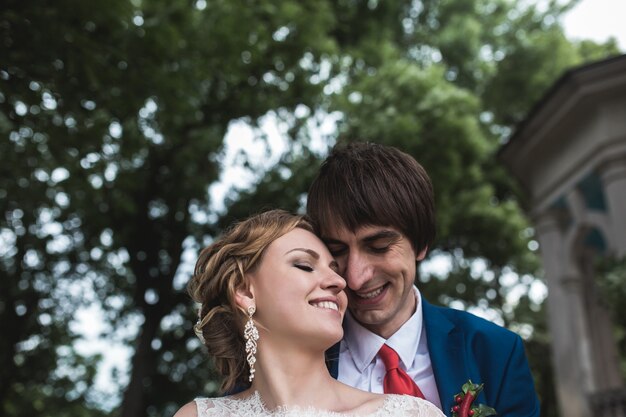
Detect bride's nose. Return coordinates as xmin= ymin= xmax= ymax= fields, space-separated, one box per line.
xmin=322 ymin=269 xmax=346 ymax=293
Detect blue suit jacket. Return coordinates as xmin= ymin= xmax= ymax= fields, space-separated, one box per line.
xmin=328 ymin=299 xmax=540 ymax=417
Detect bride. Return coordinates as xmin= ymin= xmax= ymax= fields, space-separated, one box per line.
xmin=174 ymin=210 xmax=444 ymax=417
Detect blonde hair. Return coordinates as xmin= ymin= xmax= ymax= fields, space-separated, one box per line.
xmin=187 ymin=209 xmax=314 ymax=392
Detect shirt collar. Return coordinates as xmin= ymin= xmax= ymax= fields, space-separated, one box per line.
xmin=342 ymin=286 xmax=423 ymax=371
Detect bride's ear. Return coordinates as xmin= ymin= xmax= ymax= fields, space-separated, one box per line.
xmin=234 ymin=278 xmax=255 ymax=311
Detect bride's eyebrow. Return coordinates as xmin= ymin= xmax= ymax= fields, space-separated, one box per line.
xmin=284 ymin=248 xmax=320 ymax=259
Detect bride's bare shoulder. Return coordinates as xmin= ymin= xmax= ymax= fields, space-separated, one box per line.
xmin=334 ymin=384 xmax=387 ymax=414
xmin=357 ymin=393 xmax=388 ymax=413
xmin=173 ymin=401 xmax=198 ymax=417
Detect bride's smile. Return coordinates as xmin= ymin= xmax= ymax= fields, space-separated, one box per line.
xmin=309 ymin=298 xmax=340 ymax=312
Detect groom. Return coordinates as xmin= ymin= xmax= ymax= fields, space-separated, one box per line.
xmin=307 ymin=142 xmax=540 ymax=416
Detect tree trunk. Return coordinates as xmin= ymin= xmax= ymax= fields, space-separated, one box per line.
xmin=120 ymin=305 xmax=165 ymax=417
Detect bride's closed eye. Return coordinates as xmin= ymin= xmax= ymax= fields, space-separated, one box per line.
xmin=294 ymin=263 xmax=314 ymax=272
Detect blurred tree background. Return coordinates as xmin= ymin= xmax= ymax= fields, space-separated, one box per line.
xmin=0 ymin=0 xmax=622 ymax=416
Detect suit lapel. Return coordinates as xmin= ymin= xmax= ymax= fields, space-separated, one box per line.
xmin=422 ymin=299 xmax=469 ymax=416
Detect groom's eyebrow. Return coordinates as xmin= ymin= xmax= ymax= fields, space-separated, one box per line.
xmin=321 ymin=237 xmax=344 ymax=246
xmin=284 ymin=248 xmax=320 ymax=259
xmin=362 ymin=230 xmax=401 ymax=243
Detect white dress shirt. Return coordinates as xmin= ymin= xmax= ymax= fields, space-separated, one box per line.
xmin=337 ymin=287 xmax=442 ymax=410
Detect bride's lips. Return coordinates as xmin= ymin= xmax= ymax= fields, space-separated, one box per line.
xmin=351 ymin=283 xmax=389 ymax=305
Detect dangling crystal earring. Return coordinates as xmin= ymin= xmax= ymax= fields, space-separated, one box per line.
xmin=243 ymin=305 xmax=259 ymax=382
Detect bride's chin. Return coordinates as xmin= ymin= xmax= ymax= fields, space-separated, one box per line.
xmin=302 ymin=328 xmax=343 ymax=349
xmin=324 ymin=328 xmax=344 ymax=347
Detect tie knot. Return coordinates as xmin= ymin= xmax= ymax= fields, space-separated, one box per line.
xmin=377 ymin=343 xmax=425 ymax=398
xmin=378 ymin=344 xmax=400 ymax=371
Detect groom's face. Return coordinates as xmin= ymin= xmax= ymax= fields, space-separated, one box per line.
xmin=322 ymin=224 xmax=426 ymax=339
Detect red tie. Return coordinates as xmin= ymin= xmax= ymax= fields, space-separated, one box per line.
xmin=378 ymin=344 xmax=425 ymax=398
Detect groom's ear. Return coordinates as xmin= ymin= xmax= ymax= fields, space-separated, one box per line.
xmin=416 ymin=247 xmax=428 ymax=261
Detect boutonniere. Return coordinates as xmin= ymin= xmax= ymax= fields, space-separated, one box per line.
xmin=451 ymin=380 xmax=497 ymax=417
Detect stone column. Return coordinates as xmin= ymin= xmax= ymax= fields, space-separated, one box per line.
xmin=599 ymin=158 xmax=626 ymax=257
xmin=535 ymin=212 xmax=591 ymax=417
xmin=578 ymin=252 xmax=624 ymax=391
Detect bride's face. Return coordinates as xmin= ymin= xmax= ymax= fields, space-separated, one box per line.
xmin=250 ymin=228 xmax=347 ymax=349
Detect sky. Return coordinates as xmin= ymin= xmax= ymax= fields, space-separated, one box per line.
xmin=562 ymin=0 xmax=626 ymax=48
xmin=73 ymin=0 xmax=626 ymax=409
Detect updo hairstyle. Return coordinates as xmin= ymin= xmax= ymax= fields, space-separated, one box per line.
xmin=187 ymin=209 xmax=314 ymax=392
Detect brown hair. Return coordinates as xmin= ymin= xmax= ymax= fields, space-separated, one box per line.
xmin=307 ymin=141 xmax=435 ymax=254
xmin=187 ymin=209 xmax=313 ymax=393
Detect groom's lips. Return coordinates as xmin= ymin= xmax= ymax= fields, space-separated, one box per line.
xmin=351 ymin=283 xmax=388 ymax=306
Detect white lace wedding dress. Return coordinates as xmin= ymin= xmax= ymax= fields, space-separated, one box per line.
xmin=194 ymin=391 xmax=445 ymax=417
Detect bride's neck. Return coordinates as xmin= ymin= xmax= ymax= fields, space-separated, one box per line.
xmin=249 ymin=339 xmax=339 ymax=410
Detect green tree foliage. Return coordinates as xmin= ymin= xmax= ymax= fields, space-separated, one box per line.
xmin=1 ymin=0 xmax=622 ymax=416
xmin=2 ymin=0 xmax=337 ymax=416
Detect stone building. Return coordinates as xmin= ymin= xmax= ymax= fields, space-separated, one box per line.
xmin=500 ymin=54 xmax=626 ymax=416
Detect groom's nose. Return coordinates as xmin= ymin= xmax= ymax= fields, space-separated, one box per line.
xmin=344 ymin=251 xmax=374 ymax=291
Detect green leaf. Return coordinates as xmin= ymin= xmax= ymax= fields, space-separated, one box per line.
xmin=477 ymin=403 xmax=498 ymax=416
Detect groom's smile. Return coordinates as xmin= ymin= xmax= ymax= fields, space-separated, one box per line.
xmin=351 ymin=283 xmax=390 ymax=307
xmin=355 ymin=284 xmax=386 ymax=300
